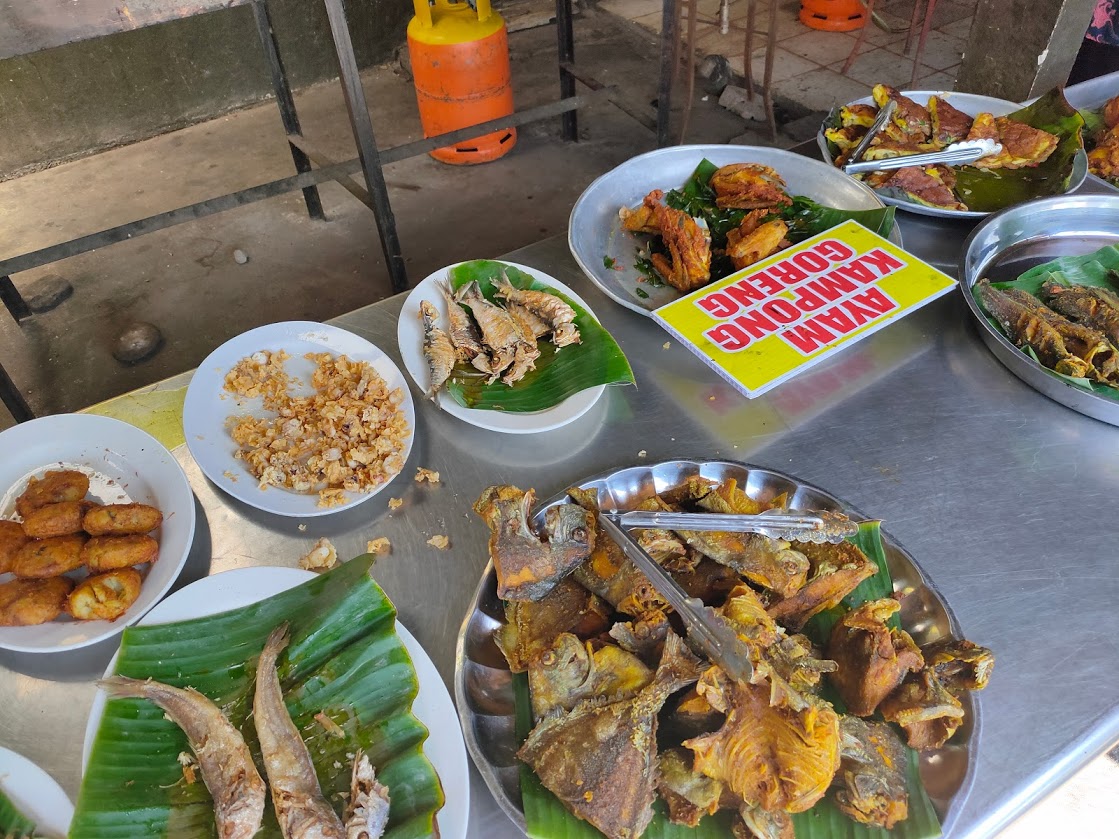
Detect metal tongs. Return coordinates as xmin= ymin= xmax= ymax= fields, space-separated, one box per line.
xmin=844 ymin=138 xmax=1003 ymax=175
xmin=596 ymin=508 xmax=859 ymax=684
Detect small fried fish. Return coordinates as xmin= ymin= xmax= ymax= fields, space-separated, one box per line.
xmin=528 ymin=633 xmax=653 ymax=719
xmin=255 ymin=623 xmax=346 ymax=839
xmin=344 ymin=751 xmax=390 ymax=839
xmin=98 ymin=676 xmax=266 ymax=839
xmin=455 ymin=281 xmax=521 ymax=378
xmin=1043 ymin=279 xmax=1119 ymax=346
xmin=419 ymin=300 xmax=456 ymax=400
xmin=437 ymin=280 xmax=484 ymax=362
xmin=493 ymin=273 xmax=581 ymax=347
xmin=977 ymin=279 xmax=1093 ymax=378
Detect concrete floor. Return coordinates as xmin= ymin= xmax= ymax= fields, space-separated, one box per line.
xmin=0 ymin=5 xmax=1116 ymax=835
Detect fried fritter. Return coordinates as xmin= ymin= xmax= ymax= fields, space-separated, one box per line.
xmin=709 ymin=164 xmax=792 ymax=210
xmin=82 ymin=535 xmax=160 ymax=573
xmin=15 ymin=470 xmax=90 ymax=518
xmin=0 ymin=576 xmax=74 ymax=626
xmin=0 ymin=520 xmax=29 ymax=575
xmin=21 ymin=500 xmax=95 ymax=538
xmin=825 ymin=124 xmax=869 ymax=152
xmin=827 ymin=598 xmax=924 ymax=717
xmin=82 ymin=503 xmax=163 ymax=536
xmin=726 ymin=219 xmax=788 ymax=271
xmin=12 ymin=534 xmax=87 ymax=578
xmin=969 ymin=114 xmax=1059 ymax=169
xmin=66 ymin=568 xmax=143 ymax=622
xmin=839 ymin=103 xmax=878 ymax=128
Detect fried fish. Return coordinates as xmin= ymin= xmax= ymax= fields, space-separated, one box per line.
xmin=827 ymin=598 xmax=923 ymax=717
xmin=528 ymin=633 xmax=653 ymax=719
xmin=419 ymin=300 xmax=456 ymax=400
xmin=833 ymin=716 xmax=909 ymax=829
xmin=1043 ymin=279 xmax=1119 ymax=347
xmin=977 ymin=279 xmax=1093 ymax=378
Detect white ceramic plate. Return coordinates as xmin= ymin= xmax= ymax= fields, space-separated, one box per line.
xmin=0 ymin=747 xmax=73 ymax=838
xmin=396 ymin=261 xmax=605 ymax=434
xmin=0 ymin=414 xmax=195 ymax=653
xmin=816 ymin=90 xmax=1089 ymax=219
xmin=183 ymin=321 xmax=416 ymax=517
xmin=82 ymin=566 xmax=469 ymax=839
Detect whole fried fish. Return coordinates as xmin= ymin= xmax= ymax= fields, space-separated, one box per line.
xmin=473 ymin=486 xmax=593 ymax=601
xmin=999 ymin=286 xmax=1119 ymax=381
xmin=437 ymin=280 xmax=484 ymax=362
xmin=529 ymin=633 xmax=653 ymax=719
xmin=344 ymin=751 xmax=390 ymax=839
xmin=495 ymin=576 xmax=611 ymax=672
xmin=419 ymin=300 xmax=455 ymax=400
xmin=977 ymin=279 xmax=1092 ymax=378
xmin=517 ymin=632 xmax=706 ymax=839
xmin=255 ymin=623 xmax=346 ymax=839
xmin=493 ymin=273 xmax=581 ymax=347
xmin=1043 ymin=279 xmax=1119 ymax=346
xmin=455 ymin=281 xmax=521 ymax=379
xmin=98 ymin=676 xmax=266 ymax=839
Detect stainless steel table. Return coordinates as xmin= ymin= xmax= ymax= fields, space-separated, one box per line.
xmin=2 ymin=210 xmax=1118 ymax=838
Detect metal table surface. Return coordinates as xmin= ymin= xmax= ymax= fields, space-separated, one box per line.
xmin=2 ymin=213 xmax=1119 ymax=839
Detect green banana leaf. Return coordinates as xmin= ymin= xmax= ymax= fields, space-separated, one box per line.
xmin=444 ymin=261 xmax=635 ymax=412
xmin=824 ymin=88 xmax=1085 ymax=213
xmin=71 ymin=557 xmax=444 ymax=839
xmin=974 ymin=243 xmax=1119 ymax=402
xmin=0 ymin=787 xmax=36 ymax=839
xmin=517 ymin=522 xmax=943 ymax=839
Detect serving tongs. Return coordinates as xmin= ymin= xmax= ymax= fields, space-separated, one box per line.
xmin=612 ymin=509 xmax=858 ymax=544
xmin=843 ymin=138 xmax=1003 ymax=175
xmin=597 ymin=513 xmax=757 ymax=683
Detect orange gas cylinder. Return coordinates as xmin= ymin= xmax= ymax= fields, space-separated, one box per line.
xmin=799 ymin=0 xmax=867 ymax=32
xmin=407 ymin=0 xmax=516 ymax=165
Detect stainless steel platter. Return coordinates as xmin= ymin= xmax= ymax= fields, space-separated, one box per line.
xmin=454 ymin=459 xmax=980 ymax=833
xmin=1064 ymin=72 xmax=1119 ymax=193
xmin=567 ymin=144 xmax=902 ymax=317
xmin=817 ymin=91 xmax=1090 ymax=220
xmin=961 ymin=193 xmax=1119 ymax=427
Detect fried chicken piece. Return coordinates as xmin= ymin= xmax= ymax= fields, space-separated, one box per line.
xmin=879 ymin=667 xmax=965 ymax=751
xmin=15 ymin=470 xmax=90 ymax=518
xmin=0 ymin=577 xmax=74 ymax=626
xmin=709 ymin=164 xmax=792 ymax=210
xmin=21 ymin=500 xmax=95 ymax=538
xmin=619 ymin=189 xmax=664 ymax=234
xmin=726 ymin=219 xmax=789 ymax=271
xmin=929 ymin=95 xmax=973 ymax=145
xmin=82 ymin=535 xmax=160 ymax=572
xmin=67 ymin=568 xmax=143 ymax=622
xmin=879 ymin=166 xmax=968 ymax=211
xmin=827 ymin=598 xmax=924 ymax=717
xmin=12 ymin=534 xmax=87 ymax=578
xmin=83 ymin=503 xmax=163 ymax=536
xmin=1088 ymin=131 xmax=1119 ymax=180
xmin=0 ymin=520 xmax=29 ymax=575
xmin=650 ymin=203 xmax=712 ymax=292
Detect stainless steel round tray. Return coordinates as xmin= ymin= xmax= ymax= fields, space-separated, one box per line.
xmin=961 ymin=193 xmax=1119 ymax=427
xmin=567 ymin=145 xmax=902 ymax=317
xmin=454 ymin=459 xmax=980 ymax=833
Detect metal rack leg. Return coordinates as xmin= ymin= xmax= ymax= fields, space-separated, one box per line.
xmin=555 ymin=0 xmax=578 ymax=142
xmin=252 ymin=0 xmax=325 ymax=221
xmin=657 ymin=0 xmax=677 ymax=147
xmin=0 ymin=360 xmax=33 ymax=423
xmin=0 ymin=276 xmax=32 ymax=323
xmin=321 ymin=0 xmax=408 ymax=293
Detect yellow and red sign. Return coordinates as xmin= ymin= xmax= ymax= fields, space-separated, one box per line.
xmin=653 ymin=220 xmax=955 ymax=398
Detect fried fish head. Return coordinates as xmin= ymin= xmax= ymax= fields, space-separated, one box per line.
xmin=827 ymin=598 xmax=924 ymax=717
xmin=66 ymin=568 xmax=143 ymax=622
xmin=922 ymin=637 xmax=995 ymax=693
xmin=767 ymin=541 xmax=879 ymax=631
xmin=15 ymin=470 xmax=90 ymax=518
xmin=528 ymin=633 xmax=653 ymax=719
xmin=0 ymin=576 xmax=74 ymax=626
xmin=494 ymin=577 xmax=611 ymax=672
xmin=656 ymin=747 xmax=723 ymax=827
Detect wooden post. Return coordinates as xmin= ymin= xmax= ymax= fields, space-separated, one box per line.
xmin=956 ymin=0 xmax=1096 ymax=100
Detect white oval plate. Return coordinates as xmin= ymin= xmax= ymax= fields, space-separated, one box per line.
xmin=0 ymin=414 xmax=196 ymax=653
xmin=396 ymin=261 xmax=605 ymax=434
xmin=0 ymin=747 xmax=73 ymax=838
xmin=183 ymin=322 xmax=416 ymax=517
xmin=83 ymin=566 xmax=469 ymax=839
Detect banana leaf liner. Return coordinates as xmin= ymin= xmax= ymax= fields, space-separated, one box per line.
xmin=0 ymin=788 xmax=37 ymax=839
xmin=823 ymin=88 xmax=1085 ymax=213
xmin=444 ymin=261 xmax=635 ymax=412
xmin=72 ymin=557 xmax=444 ymax=839
xmin=973 ymin=242 xmax=1119 ymax=402
xmin=516 ymin=522 xmax=945 ymax=839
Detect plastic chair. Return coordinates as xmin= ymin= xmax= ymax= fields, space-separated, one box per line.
xmin=842 ymin=0 xmax=941 ymax=89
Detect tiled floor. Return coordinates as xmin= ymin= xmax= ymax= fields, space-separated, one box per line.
xmin=601 ymin=0 xmax=979 ymax=114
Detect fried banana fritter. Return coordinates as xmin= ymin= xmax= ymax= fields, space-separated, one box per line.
xmin=15 ymin=469 xmax=90 ymax=518
xmin=0 ymin=577 xmax=74 ymax=626
xmin=66 ymin=568 xmax=143 ymax=622
xmin=82 ymin=503 xmax=163 ymax=536
xmin=21 ymin=500 xmax=95 ymax=539
xmin=12 ymin=534 xmax=87 ymax=578
xmin=0 ymin=520 xmax=29 ymax=575
xmin=82 ymin=535 xmax=160 ymax=573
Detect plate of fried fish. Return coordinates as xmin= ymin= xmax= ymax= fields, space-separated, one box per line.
xmin=456 ymin=460 xmax=994 ymax=838
xmin=819 ymin=85 xmax=1088 ymax=218
xmin=569 ymin=145 xmax=900 ymax=316
xmin=963 ymin=194 xmax=1119 ymax=427
xmin=79 ymin=560 xmax=468 ymax=839
xmin=398 ymin=259 xmax=634 ymax=434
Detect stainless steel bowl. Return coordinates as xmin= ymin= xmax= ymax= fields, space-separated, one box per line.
xmin=567 ymin=145 xmax=901 ymax=317
xmin=454 ymin=459 xmax=981 ymax=833
xmin=817 ymin=91 xmax=1090 ymax=220
xmin=960 ymin=193 xmax=1119 ymax=427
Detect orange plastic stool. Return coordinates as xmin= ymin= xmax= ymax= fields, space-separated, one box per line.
xmin=407 ymin=0 xmax=517 ymax=165
xmin=799 ymin=0 xmax=868 ymax=32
